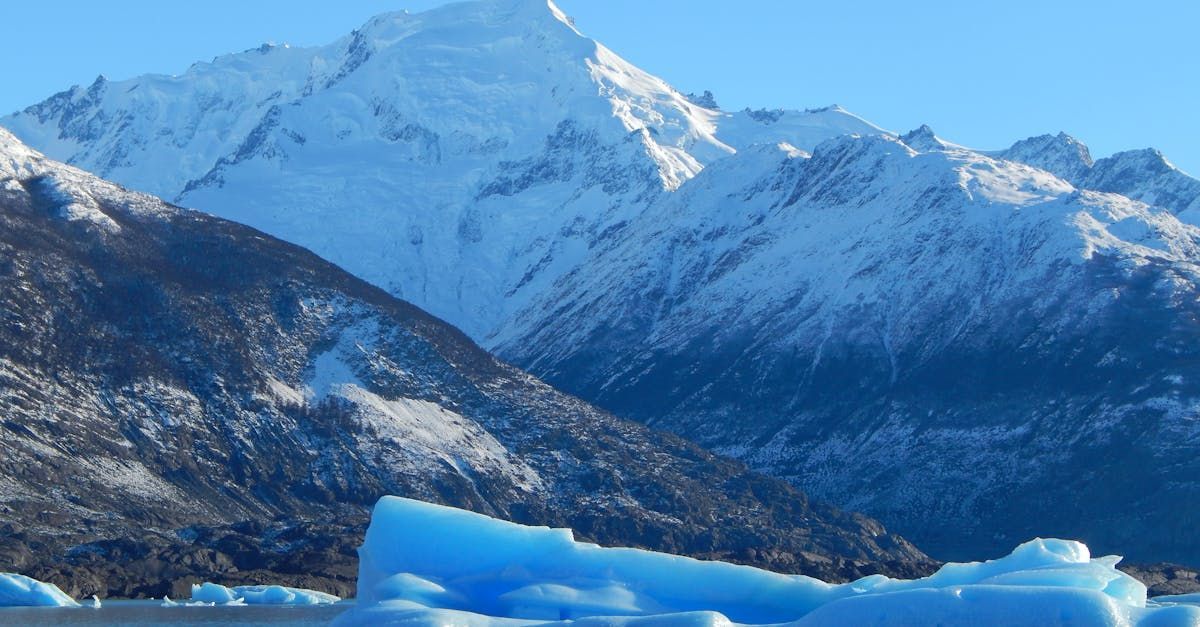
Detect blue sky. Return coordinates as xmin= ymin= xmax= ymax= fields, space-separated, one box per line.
xmin=4 ymin=0 xmax=1197 ymax=174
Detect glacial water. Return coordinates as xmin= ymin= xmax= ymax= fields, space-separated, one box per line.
xmin=0 ymin=599 xmax=351 ymax=626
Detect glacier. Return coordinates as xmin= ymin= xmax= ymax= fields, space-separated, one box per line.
xmin=0 ymin=573 xmax=79 ymax=607
xmin=336 ymin=497 xmax=1200 ymax=626
xmin=189 ymin=582 xmax=340 ymax=605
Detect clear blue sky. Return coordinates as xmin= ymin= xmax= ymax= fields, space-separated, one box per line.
xmin=3 ymin=1 xmax=1196 ymax=174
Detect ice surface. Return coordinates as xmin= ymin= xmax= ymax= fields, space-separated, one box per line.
xmin=336 ymin=497 xmax=1200 ymax=626
xmin=189 ymin=582 xmax=340 ymax=605
xmin=0 ymin=572 xmax=80 ymax=607
xmin=1157 ymin=594 xmax=1200 ymax=607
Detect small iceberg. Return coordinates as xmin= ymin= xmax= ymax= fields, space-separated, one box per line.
xmin=190 ymin=581 xmax=340 ymax=605
xmin=336 ymin=496 xmax=1200 ymax=626
xmin=163 ymin=594 xmax=219 ymax=608
xmin=0 ymin=573 xmax=79 ymax=607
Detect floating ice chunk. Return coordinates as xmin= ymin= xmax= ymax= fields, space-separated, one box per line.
xmin=336 ymin=497 xmax=1200 ymax=626
xmin=190 ymin=582 xmax=238 ymax=604
xmin=189 ymin=581 xmax=340 ymax=605
xmin=0 ymin=573 xmax=79 ymax=607
xmin=90 ymin=594 xmax=101 ymax=609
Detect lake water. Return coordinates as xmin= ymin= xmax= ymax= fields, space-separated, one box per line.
xmin=0 ymin=600 xmax=352 ymax=626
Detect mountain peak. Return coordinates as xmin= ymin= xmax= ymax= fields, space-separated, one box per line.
xmin=994 ymin=131 xmax=1094 ymax=184
xmin=1104 ymin=147 xmax=1174 ymax=172
xmin=2 ymin=0 xmax=884 ymax=339
xmin=899 ymin=124 xmax=948 ymax=152
xmin=329 ymin=0 xmax=585 ymax=78
xmin=684 ymin=90 xmax=719 ymax=109
xmin=385 ymin=0 xmax=574 ymax=29
xmin=1080 ymin=147 xmax=1200 ymax=216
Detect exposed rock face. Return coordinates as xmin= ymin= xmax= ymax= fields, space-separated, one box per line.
xmin=0 ymin=128 xmax=929 ymax=597
xmin=1120 ymin=563 xmax=1200 ymax=597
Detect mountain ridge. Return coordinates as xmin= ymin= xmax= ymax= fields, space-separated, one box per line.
xmin=994 ymin=133 xmax=1200 ymax=219
xmin=497 ymin=129 xmax=1200 ymax=563
xmin=1 ymin=0 xmax=883 ymax=340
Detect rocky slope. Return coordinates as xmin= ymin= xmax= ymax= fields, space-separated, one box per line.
xmin=0 ymin=128 xmax=929 ymax=597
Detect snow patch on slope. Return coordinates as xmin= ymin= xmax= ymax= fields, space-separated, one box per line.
xmin=302 ymin=320 xmax=545 ymax=494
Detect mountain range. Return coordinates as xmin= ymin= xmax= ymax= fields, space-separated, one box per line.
xmin=5 ymin=0 xmax=1200 ymax=569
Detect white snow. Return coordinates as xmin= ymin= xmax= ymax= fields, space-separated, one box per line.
xmin=305 ymin=343 xmax=366 ymax=401
xmin=0 ymin=573 xmax=79 ymax=607
xmin=0 ymin=127 xmax=175 ymax=232
xmin=263 ymin=375 xmax=306 ymax=406
xmin=0 ymin=128 xmax=41 ymax=179
xmin=339 ymin=385 xmax=546 ymax=493
xmin=36 ymin=172 xmax=122 ymax=232
xmin=498 ymin=132 xmax=1200 ymax=358
xmin=189 ymin=582 xmax=340 ymax=605
xmin=300 ymin=320 xmax=545 ymax=492
xmin=335 ymin=497 xmax=1200 ymax=626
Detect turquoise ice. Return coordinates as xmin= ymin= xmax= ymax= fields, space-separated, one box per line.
xmin=339 ymin=496 xmax=1200 ymax=626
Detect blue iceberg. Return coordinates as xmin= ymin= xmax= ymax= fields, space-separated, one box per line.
xmin=189 ymin=581 xmax=340 ymax=605
xmin=336 ymin=496 xmax=1200 ymax=626
xmin=0 ymin=573 xmax=79 ymax=607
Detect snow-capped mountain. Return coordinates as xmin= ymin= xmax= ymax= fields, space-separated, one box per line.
xmin=1 ymin=0 xmax=879 ymax=340
xmin=499 ymin=128 xmax=1200 ymax=564
xmin=7 ymin=0 xmax=1200 ymax=571
xmin=992 ymin=131 xmax=1096 ymax=183
xmin=0 ymin=128 xmax=927 ymax=597
xmin=995 ymin=133 xmax=1200 ymax=220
